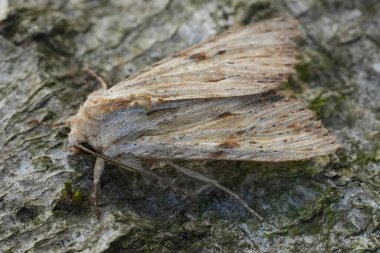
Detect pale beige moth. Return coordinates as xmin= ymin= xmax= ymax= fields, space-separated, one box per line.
xmin=68 ymin=17 xmax=339 ymax=219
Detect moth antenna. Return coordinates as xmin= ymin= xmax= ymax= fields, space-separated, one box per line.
xmin=50 ymin=121 xmax=70 ymax=128
xmin=51 ymin=115 xmax=73 ymax=128
xmin=166 ymin=161 xmax=264 ymax=221
xmin=29 ymin=115 xmax=71 ymax=129
xmin=85 ymin=69 xmax=108 ymax=90
xmin=75 ymin=144 xmax=186 ymax=193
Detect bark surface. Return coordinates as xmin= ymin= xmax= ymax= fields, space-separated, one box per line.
xmin=1 ymin=0 xmax=379 ymax=252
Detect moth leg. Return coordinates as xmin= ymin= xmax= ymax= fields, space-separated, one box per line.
xmin=86 ymin=69 xmax=108 ymax=90
xmin=166 ymin=184 xmax=212 ymax=218
xmin=91 ymin=157 xmax=105 ymax=219
xmin=166 ymin=161 xmax=264 ymax=221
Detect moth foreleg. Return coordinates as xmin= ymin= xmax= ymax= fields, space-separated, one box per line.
xmin=91 ymin=157 xmax=105 ymax=219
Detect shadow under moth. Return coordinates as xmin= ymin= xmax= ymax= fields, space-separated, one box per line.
xmin=68 ymin=17 xmax=339 ymax=220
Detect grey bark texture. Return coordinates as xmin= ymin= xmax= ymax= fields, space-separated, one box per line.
xmin=1 ymin=0 xmax=379 ymax=252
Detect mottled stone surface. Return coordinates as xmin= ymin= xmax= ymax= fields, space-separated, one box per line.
xmin=0 ymin=0 xmax=379 ymax=252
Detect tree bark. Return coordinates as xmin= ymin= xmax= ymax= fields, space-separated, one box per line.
xmin=1 ymin=0 xmax=379 ymax=252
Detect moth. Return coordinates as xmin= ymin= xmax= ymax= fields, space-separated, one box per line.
xmin=68 ymin=17 xmax=338 ymax=220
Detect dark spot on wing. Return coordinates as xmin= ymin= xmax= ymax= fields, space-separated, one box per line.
xmin=217 ymin=112 xmax=237 ymax=118
xmin=173 ymin=51 xmax=189 ymax=58
xmin=209 ymin=150 xmax=225 ymax=158
xmin=303 ymin=124 xmax=314 ymax=132
xmin=216 ymin=50 xmax=226 ymax=55
xmin=206 ymin=76 xmax=226 ymax=82
xmin=218 ymin=140 xmax=240 ymax=149
xmin=189 ymin=52 xmax=208 ymax=61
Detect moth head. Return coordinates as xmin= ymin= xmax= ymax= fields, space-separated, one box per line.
xmin=67 ymin=90 xmax=107 ymax=156
xmin=68 ymin=125 xmax=89 ymax=155
xmin=68 ymin=129 xmax=98 ymax=155
xmin=67 ymin=111 xmax=97 ymax=155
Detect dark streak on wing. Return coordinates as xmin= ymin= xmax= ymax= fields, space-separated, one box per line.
xmin=218 ymin=140 xmax=241 ymax=149
xmin=217 ymin=112 xmax=239 ymax=118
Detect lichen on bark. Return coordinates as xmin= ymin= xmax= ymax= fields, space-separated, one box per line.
xmin=0 ymin=0 xmax=379 ymax=252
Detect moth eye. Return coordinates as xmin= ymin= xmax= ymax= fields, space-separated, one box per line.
xmin=80 ymin=142 xmax=96 ymax=152
xmin=70 ymin=142 xmax=97 ymax=155
xmin=69 ymin=146 xmax=85 ymax=155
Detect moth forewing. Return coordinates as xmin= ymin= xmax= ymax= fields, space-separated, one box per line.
xmin=95 ymin=17 xmax=301 ymax=103
xmin=68 ymin=17 xmax=338 ymax=219
xmin=97 ymin=91 xmax=338 ymax=162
